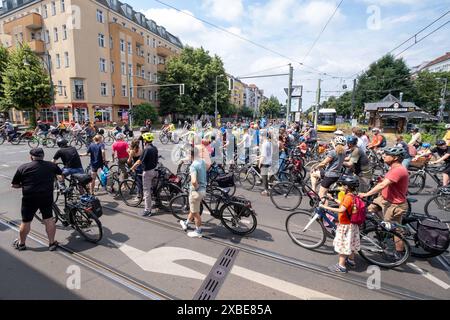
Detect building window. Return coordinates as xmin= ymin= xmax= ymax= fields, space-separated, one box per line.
xmin=147 ymin=36 xmax=150 ymax=46
xmin=61 ymin=0 xmax=65 ymax=12
xmin=45 ymin=30 xmax=50 ymax=44
xmin=73 ymin=79 xmax=84 ymax=100
xmin=96 ymin=10 xmax=104 ymax=23
xmin=62 ymin=25 xmax=67 ymax=40
xmin=127 ymin=42 xmax=132 ymax=54
xmin=128 ymin=64 xmax=133 ymax=75
xmin=43 ymin=5 xmax=48 ymax=18
xmin=112 ymin=85 xmax=116 ymax=97
xmin=132 ymin=27 xmax=136 ymax=32
xmin=149 ymin=90 xmax=153 ymax=101
xmin=51 ymin=1 xmax=56 ymax=15
xmin=148 ymin=72 xmax=151 ymax=81
xmin=121 ymin=62 xmax=126 ymax=75
xmin=122 ymin=85 xmax=127 ymax=97
xmin=39 ymin=108 xmax=54 ymax=123
xmin=99 ymin=58 xmax=107 ymax=72
xmin=153 ymin=55 xmax=157 ymax=65
xmin=57 ymin=109 xmax=70 ymax=123
xmin=100 ymin=83 xmax=107 ymax=96
xmin=120 ymin=39 xmax=125 ymax=52
xmin=152 ymin=39 xmax=156 ymax=48
xmin=110 ymin=36 xmax=113 ymax=49
xmin=55 ymin=54 xmax=61 ymax=69
xmin=53 ymin=27 xmax=58 ymax=42
xmin=111 ymin=61 xmax=115 ymax=73
xmin=147 ymin=53 xmax=151 ymax=63
xmin=57 ymin=80 xmax=63 ymax=96
xmin=64 ymin=52 xmax=69 ymax=68
xmin=155 ymin=91 xmax=158 ymax=101
xmin=113 ymin=17 xmax=118 ymax=23
xmin=94 ymin=108 xmax=112 ymax=123
xmin=98 ymin=33 xmax=105 ymax=47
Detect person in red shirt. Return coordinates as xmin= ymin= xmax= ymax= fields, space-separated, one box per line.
xmin=320 ymin=175 xmax=361 ymax=273
xmin=367 ymin=128 xmax=383 ymax=150
xmin=112 ymin=133 xmax=129 ymax=181
xmin=359 ymin=147 xmax=408 ymax=255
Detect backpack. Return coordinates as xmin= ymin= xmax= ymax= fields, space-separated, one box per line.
xmin=347 ymin=195 xmax=367 ymax=226
xmin=417 ymin=218 xmax=450 ymax=253
xmin=80 ymin=195 xmax=103 ymax=218
xmin=379 ymin=135 xmax=387 ymax=148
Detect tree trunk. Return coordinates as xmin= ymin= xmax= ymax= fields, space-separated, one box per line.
xmin=29 ymin=108 xmax=37 ymax=128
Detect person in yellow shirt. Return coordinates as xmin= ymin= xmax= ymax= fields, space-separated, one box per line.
xmin=444 ymin=124 xmax=450 ymax=146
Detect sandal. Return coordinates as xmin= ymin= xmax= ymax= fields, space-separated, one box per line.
xmin=49 ymin=241 xmax=59 ymax=252
xmin=346 ymin=258 xmax=356 ymax=268
xmin=328 ymin=263 xmax=347 ymax=273
xmin=12 ymin=239 xmax=26 ymax=251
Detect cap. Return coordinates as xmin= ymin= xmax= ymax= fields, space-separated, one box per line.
xmin=30 ymin=147 xmax=44 ymax=158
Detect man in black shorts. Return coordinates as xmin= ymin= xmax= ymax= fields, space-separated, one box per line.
xmin=11 ymin=148 xmax=63 ymax=251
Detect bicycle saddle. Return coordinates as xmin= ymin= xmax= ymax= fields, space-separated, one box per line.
xmin=72 ymin=174 xmax=93 ymax=186
xmin=407 ymin=198 xmax=418 ymax=203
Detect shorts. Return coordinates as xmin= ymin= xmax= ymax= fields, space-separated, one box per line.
xmin=189 ymin=190 xmax=205 ymax=214
xmin=368 ymin=196 xmax=407 ymax=223
xmin=62 ymin=167 xmax=84 ymax=176
xmin=21 ymin=194 xmax=54 ymax=223
xmin=443 ymin=163 xmax=450 ymax=175
xmin=321 ymin=175 xmax=339 ymax=189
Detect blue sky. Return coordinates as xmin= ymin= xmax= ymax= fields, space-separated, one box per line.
xmin=127 ymin=0 xmax=450 ymax=109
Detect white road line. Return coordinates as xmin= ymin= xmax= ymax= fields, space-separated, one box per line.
xmin=407 ymin=263 xmax=450 ymax=290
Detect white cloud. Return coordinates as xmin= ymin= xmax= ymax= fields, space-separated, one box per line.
xmin=297 ymin=1 xmax=345 ymax=27
xmin=202 ymin=0 xmax=244 ymax=23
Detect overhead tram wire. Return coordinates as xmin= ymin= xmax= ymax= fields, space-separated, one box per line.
xmin=237 ymin=64 xmax=290 ymax=78
xmin=154 ymin=0 xmax=335 ymax=77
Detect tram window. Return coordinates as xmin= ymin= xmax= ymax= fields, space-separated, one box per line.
xmin=318 ymin=114 xmax=336 ymax=125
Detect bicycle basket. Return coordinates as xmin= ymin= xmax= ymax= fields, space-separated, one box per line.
xmin=215 ymin=173 xmax=235 ymax=188
xmin=80 ymin=195 xmax=103 ymax=218
xmin=417 ymin=218 xmax=450 ymax=253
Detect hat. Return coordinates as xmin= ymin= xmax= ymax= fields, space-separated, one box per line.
xmin=30 ymin=147 xmax=44 ymax=158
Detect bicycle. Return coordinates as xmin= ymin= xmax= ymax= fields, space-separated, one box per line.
xmin=28 ymin=134 xmax=56 ymax=148
xmin=169 ymin=187 xmax=257 ymax=236
xmin=37 ymin=177 xmax=103 ymax=243
xmin=423 ymin=186 xmax=450 ymax=223
xmin=69 ymin=133 xmax=91 ymax=150
xmin=285 ymin=204 xmax=410 ymax=269
xmin=85 ymin=162 xmax=121 ymax=195
xmin=408 ymin=163 xmax=444 ymax=195
xmin=159 ymin=129 xmax=180 ymax=145
xmin=238 ymin=161 xmax=290 ymax=191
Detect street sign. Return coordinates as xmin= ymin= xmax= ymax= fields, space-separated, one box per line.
xmin=292 ymin=85 xmax=303 ymax=97
xmin=295 ymin=112 xmax=301 ymax=122
xmin=290 ymin=97 xmax=302 ymax=112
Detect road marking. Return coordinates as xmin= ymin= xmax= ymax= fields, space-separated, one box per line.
xmin=112 ymin=242 xmax=339 ymax=300
xmin=407 ymin=263 xmax=450 ymax=290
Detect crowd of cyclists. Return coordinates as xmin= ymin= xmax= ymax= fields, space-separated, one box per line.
xmin=2 ymin=116 xmax=450 ymax=273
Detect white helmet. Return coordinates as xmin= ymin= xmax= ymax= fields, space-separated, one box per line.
xmin=446 ymin=124 xmax=450 ymax=130
xmin=334 ymin=130 xmax=344 ymax=136
xmin=372 ymin=127 xmax=380 ymax=133
xmin=334 ymin=136 xmax=347 ymax=146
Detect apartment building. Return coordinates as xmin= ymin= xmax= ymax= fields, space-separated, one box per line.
xmin=0 ymin=0 xmax=182 ymax=125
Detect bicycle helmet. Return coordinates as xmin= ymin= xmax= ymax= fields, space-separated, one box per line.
xmin=383 ymin=147 xmax=405 ymax=158
xmin=334 ymin=135 xmax=346 ymax=146
xmin=372 ymin=127 xmax=380 ymax=133
xmin=140 ymin=126 xmax=149 ymax=133
xmin=115 ymin=133 xmax=125 ymax=140
xmin=346 ymin=136 xmax=358 ymax=146
xmin=436 ymin=140 xmax=446 ymax=146
xmin=337 ymin=175 xmax=360 ymax=189
xmin=422 ymin=143 xmax=431 ymax=148
xmin=98 ymin=129 xmax=105 ymax=135
xmin=57 ymin=138 xmax=68 ymax=148
xmin=142 ymin=132 xmax=154 ymax=143
xmin=334 ymin=130 xmax=344 ymax=136
xmin=446 ymin=124 xmax=450 ymax=130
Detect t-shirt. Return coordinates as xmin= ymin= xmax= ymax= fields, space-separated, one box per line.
xmin=361 ymin=135 xmax=369 ymax=148
xmin=409 ymin=133 xmax=422 ymax=145
xmin=324 ymin=150 xmax=345 ymax=178
xmin=140 ymin=144 xmax=158 ymax=171
xmin=12 ymin=160 xmax=62 ymax=196
xmin=444 ymin=131 xmax=450 ymax=146
xmin=339 ymin=194 xmax=354 ymax=225
xmin=53 ymin=147 xmax=83 ymax=169
xmin=190 ymin=159 xmax=207 ymax=192
xmin=261 ymin=140 xmax=272 ymax=165
xmin=38 ymin=123 xmax=48 ymax=131
xmin=87 ymin=143 xmax=105 ymax=168
xmin=112 ymin=140 xmax=129 ymax=159
xmin=309 ymin=129 xmax=317 ymax=140
xmin=431 ymin=146 xmax=450 ymax=163
xmin=382 ymin=165 xmax=409 ymax=204
xmin=242 ymin=133 xmax=251 ymax=148
xmin=350 ymin=147 xmax=370 ymax=175
xmin=370 ymin=135 xmax=383 ymax=148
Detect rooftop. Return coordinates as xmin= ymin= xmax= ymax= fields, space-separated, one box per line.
xmin=423 ymin=52 xmax=450 ymax=69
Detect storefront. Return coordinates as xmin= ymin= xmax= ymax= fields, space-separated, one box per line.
xmin=93 ymin=106 xmax=113 ymax=124
xmin=116 ymin=106 xmax=130 ymax=123
xmin=72 ymin=103 xmax=89 ymax=123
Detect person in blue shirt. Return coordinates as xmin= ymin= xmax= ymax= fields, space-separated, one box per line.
xmin=81 ymin=135 xmax=106 ymax=195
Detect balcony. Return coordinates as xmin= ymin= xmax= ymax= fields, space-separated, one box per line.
xmin=29 ymin=40 xmax=45 ymax=54
xmin=3 ymin=13 xmax=43 ymax=34
xmin=157 ymin=63 xmax=165 ymax=73
xmin=156 ymin=46 xmax=172 ymax=58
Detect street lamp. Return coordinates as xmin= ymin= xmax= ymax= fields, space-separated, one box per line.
xmin=215 ymin=74 xmax=224 ymax=126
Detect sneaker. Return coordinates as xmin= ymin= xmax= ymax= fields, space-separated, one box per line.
xmin=12 ymin=239 xmax=26 ymax=251
xmin=180 ymin=220 xmax=188 ymax=231
xmin=187 ymin=230 xmax=202 ymax=238
xmin=141 ymin=210 xmax=152 ymax=217
xmin=328 ymin=263 xmax=347 ymax=273
xmin=261 ymin=190 xmax=269 ymax=196
xmin=49 ymin=241 xmax=59 ymax=252
xmin=346 ymin=258 xmax=356 ymax=268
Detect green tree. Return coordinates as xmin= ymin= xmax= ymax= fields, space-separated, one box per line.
xmin=260 ymin=96 xmax=281 ymax=118
xmin=158 ymin=46 xmax=230 ymax=117
xmin=413 ymin=71 xmax=450 ymax=114
xmin=129 ymin=103 xmax=158 ymax=127
xmin=238 ymin=106 xmax=254 ymax=118
xmin=1 ymin=44 xmax=52 ymax=126
xmin=0 ymin=46 xmax=9 ymax=113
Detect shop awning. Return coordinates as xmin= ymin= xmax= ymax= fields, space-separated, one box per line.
xmin=380 ymin=111 xmax=438 ymax=121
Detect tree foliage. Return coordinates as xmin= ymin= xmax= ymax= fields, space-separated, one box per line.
xmin=413 ymin=71 xmax=450 ymax=114
xmin=0 ymin=46 xmax=9 ymax=110
xmin=260 ymin=96 xmax=282 ymax=118
xmin=130 ymin=103 xmax=159 ymax=127
xmin=158 ymin=46 xmax=230 ymax=117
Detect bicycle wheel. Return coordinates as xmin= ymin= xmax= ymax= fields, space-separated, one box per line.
xmin=10 ymin=136 xmax=21 ymax=145
xmin=43 ymin=138 xmax=56 ymax=148
xmin=119 ymin=179 xmax=142 ymax=207
xmin=270 ymin=182 xmax=302 ymax=211
xmin=156 ymin=183 xmax=182 ymax=211
xmin=0 ymin=135 xmax=5 ymax=145
xmin=424 ymin=194 xmax=450 ymax=223
xmin=220 ymin=203 xmax=257 ymax=235
xmin=238 ymin=167 xmax=256 ymax=190
xmin=170 ymin=193 xmax=191 ymax=221
xmin=359 ymin=226 xmax=410 ymax=268
xmin=28 ymin=138 xmax=39 ymax=148
xmin=160 ymin=134 xmax=169 ymax=145
xmin=34 ymin=203 xmax=60 ymax=225
xmin=71 ymin=207 xmax=103 ymax=243
xmin=285 ymin=211 xmax=326 ymax=249
xmin=408 ymin=172 xmax=425 ymax=195
xmin=103 ymin=136 xmax=114 ymax=146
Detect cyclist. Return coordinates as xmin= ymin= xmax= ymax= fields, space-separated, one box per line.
xmin=34 ymin=120 xmax=49 ymax=138
xmin=444 ymin=124 xmax=450 ymax=147
xmin=113 ymin=122 xmax=122 ymax=136
xmin=112 ymin=133 xmax=129 ymax=181
xmin=259 ymin=132 xmax=273 ymax=196
xmin=80 ymin=135 xmax=107 ymax=195
xmin=11 ymin=148 xmax=63 ymax=251
xmin=237 ymin=128 xmax=251 ymax=164
xmin=127 ymin=139 xmax=143 ymax=194
xmin=145 ymin=119 xmax=153 ymax=132
xmin=3 ymin=120 xmax=16 ymax=142
xmin=311 ymin=136 xmax=347 ymax=199
xmin=72 ymin=121 xmax=83 ymax=138
xmin=83 ymin=122 xmax=96 ymax=144
xmin=408 ymin=127 xmax=422 ymax=148
xmin=428 ymin=140 xmax=450 ymax=187
xmin=53 ymin=138 xmax=84 ymax=177
xmin=319 ymin=175 xmax=361 ymax=273
xmin=56 ymin=121 xmax=67 ymax=137
xmin=180 ymin=146 xmax=207 ymax=238
xmin=367 ymin=128 xmax=384 ymax=150
xmin=123 ymin=121 xmax=132 ymax=138
xmin=130 ymin=133 xmax=158 ymax=217
xmin=343 ymin=136 xmax=371 ymax=192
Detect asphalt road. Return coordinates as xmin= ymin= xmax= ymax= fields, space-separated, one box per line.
xmin=0 ymin=135 xmax=449 ymax=300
